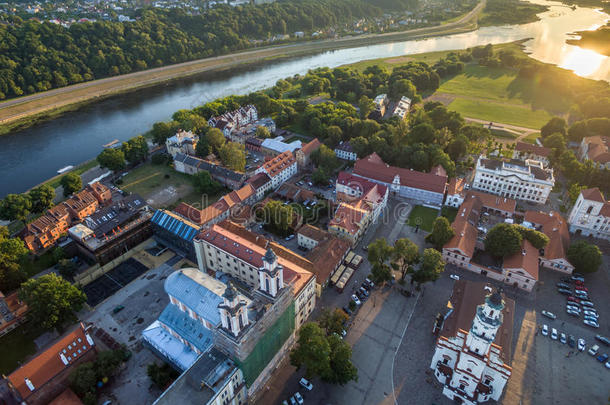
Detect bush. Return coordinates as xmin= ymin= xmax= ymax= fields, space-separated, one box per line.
xmin=151 ymin=153 xmax=169 ymax=165
xmin=147 ymin=362 xmax=179 ymax=390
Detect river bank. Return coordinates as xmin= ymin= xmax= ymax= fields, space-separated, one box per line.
xmin=0 ymin=0 xmax=484 ymax=135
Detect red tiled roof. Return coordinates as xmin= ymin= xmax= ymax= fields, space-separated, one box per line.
xmin=524 ymin=210 xmax=570 ymax=262
xmin=503 ymin=240 xmax=539 ymax=280
xmin=329 ymin=203 xmax=369 ymax=236
xmin=580 ymin=187 xmax=605 ymax=203
xmin=8 ymin=324 xmax=95 ymax=400
xmin=297 ymin=224 xmax=328 ymax=242
xmin=353 ymin=153 xmax=446 ymax=194
xmin=583 ymin=136 xmax=610 ymax=164
xmin=259 ymin=151 xmax=295 ymax=178
xmin=464 ymin=190 xmax=516 ymax=215
xmin=48 ymin=388 xmax=84 ymax=405
xmin=306 ymin=237 xmax=351 ymax=283
xmin=515 ymin=141 xmax=551 ymax=157
xmin=446 ymin=177 xmax=465 ymax=195
xmin=300 ymin=138 xmax=321 ymax=156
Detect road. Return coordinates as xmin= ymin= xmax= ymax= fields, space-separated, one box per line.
xmin=0 ymin=0 xmax=485 ymax=128
xmin=464 ymin=117 xmax=539 ymax=137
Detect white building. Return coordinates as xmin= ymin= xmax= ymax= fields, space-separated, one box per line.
xmin=208 ymin=105 xmax=258 ymax=137
xmin=373 ymin=94 xmax=388 ymax=116
xmin=567 ymin=187 xmax=610 ymax=241
xmin=166 ymin=130 xmax=197 ymax=158
xmin=255 ymin=151 xmax=297 ymax=189
xmin=444 ymin=177 xmax=466 ymax=208
xmin=334 ymin=141 xmax=357 ymax=161
xmin=392 ymin=96 xmax=411 ymax=120
xmin=430 ymin=281 xmax=513 ymax=405
xmin=194 ymin=220 xmax=316 ymax=329
xmin=472 ymin=156 xmax=554 ymax=204
xmin=260 ymin=136 xmax=302 ymax=156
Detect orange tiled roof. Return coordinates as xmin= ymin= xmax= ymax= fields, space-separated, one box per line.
xmin=583 ymin=136 xmax=610 ymax=164
xmin=48 ymin=388 xmax=84 ymax=405
xmin=580 ymin=187 xmax=605 ymax=203
xmin=297 ymin=224 xmax=328 ymax=242
xmin=259 ymin=151 xmax=295 ymax=178
xmin=447 ymin=177 xmax=466 ymax=195
xmin=329 ymin=203 xmax=370 ymax=236
xmin=300 ymin=138 xmax=321 ymax=156
xmin=524 ymin=210 xmax=570 ymax=262
xmin=503 ymin=240 xmax=539 ymax=280
xmin=306 ymin=237 xmax=351 ymax=283
xmin=464 ymin=190 xmax=516 ymax=215
xmin=8 ymin=324 xmax=95 ymax=400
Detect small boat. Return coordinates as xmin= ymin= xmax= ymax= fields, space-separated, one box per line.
xmin=57 ymin=165 xmax=74 ymax=174
xmin=103 ymin=139 xmax=119 ymax=148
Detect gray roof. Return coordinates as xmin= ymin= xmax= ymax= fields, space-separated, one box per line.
xmin=174 ymin=153 xmax=246 ymax=183
xmin=158 ymin=304 xmax=214 ymax=353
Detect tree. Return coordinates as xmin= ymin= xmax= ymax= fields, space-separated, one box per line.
xmin=195 ymin=135 xmax=210 ymax=158
xmin=319 ymin=308 xmax=349 ymax=336
xmin=0 ymin=194 xmax=32 ymax=221
xmin=0 ymin=227 xmax=29 ymax=293
xmin=19 ymin=273 xmax=87 ymax=330
xmin=260 ymin=200 xmax=294 ymax=236
xmin=484 ymin=223 xmax=523 ymax=258
xmin=218 ymin=142 xmax=246 ymax=172
xmin=97 ymin=148 xmax=126 ymax=172
xmin=311 ymin=144 xmax=340 ymax=174
xmin=391 ymin=238 xmax=419 ymax=281
xmin=425 ymin=217 xmax=455 ymax=249
xmin=192 ymin=171 xmax=222 ymax=195
xmin=28 ymin=185 xmax=55 ymax=213
xmin=367 ymin=238 xmax=393 ymax=283
xmin=256 ymin=126 xmax=272 ymax=139
xmin=358 ymin=95 xmax=375 ymax=119
xmin=567 ymin=241 xmax=602 ymax=273
xmin=58 ymin=259 xmax=78 ymax=279
xmin=515 ymin=226 xmax=549 ymax=250
xmin=121 ymin=135 xmax=149 ymax=165
xmin=411 ymin=248 xmax=445 ymax=288
xmin=389 ymin=78 xmax=416 ymax=101
xmin=151 ymin=121 xmax=178 ymax=145
xmin=312 ymin=167 xmax=329 ymax=185
xmin=207 ymin=128 xmax=226 ymax=153
xmin=69 ymin=362 xmax=97 ymax=399
xmin=290 ymin=322 xmax=331 ymax=379
xmin=541 ymin=117 xmax=567 ymax=138
xmin=326 ymin=334 xmax=358 ymax=385
xmin=61 ymin=173 xmax=82 ymax=197
xmin=447 ymin=135 xmax=469 ymax=161
xmin=147 ymin=362 xmax=179 ymax=390
xmin=567 ymin=183 xmax=586 ymax=205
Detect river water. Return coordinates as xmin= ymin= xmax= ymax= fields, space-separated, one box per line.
xmin=0 ymin=0 xmax=608 ymax=197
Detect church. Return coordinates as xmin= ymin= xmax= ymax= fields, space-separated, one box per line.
xmin=430 ymin=280 xmax=514 ymax=404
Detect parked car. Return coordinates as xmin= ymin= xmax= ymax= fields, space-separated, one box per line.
xmin=450 ymin=274 xmax=460 ymax=280
xmin=361 ymin=282 xmax=372 ymax=291
xmin=567 ymin=296 xmax=580 ymax=304
xmin=351 ymin=295 xmax=361 ymax=306
xmin=566 ymin=303 xmax=580 ymax=311
xmin=112 ymin=305 xmax=125 ymax=314
xmin=342 ymin=306 xmax=352 ymax=316
xmin=584 ymin=315 xmax=599 ymax=323
xmin=573 ymin=272 xmax=584 ymax=278
xmin=596 ymin=353 xmax=609 ymax=363
xmin=583 ymin=311 xmax=598 ymax=319
xmin=573 ymin=280 xmax=585 ymax=287
xmin=556 ymin=282 xmax=571 ymax=289
xmin=566 ymin=308 xmax=580 ymax=317
xmin=541 ymin=310 xmax=556 ymax=320
xmin=578 ymin=338 xmax=586 ymax=351
xmin=365 ymin=278 xmax=375 ymax=288
xmin=581 ymin=300 xmax=595 ymax=307
xmin=568 ymin=335 xmax=576 ymax=348
xmin=358 ymin=287 xmax=369 ymax=297
xmin=557 ymin=288 xmax=572 ymax=295
xmin=605 ymin=361 xmax=610 ymax=370
xmin=290 ymin=396 xmax=297 ymax=405
xmin=560 ymin=333 xmax=567 ymax=344
xmin=588 ymin=344 xmax=600 ymax=356
xmin=595 ymin=335 xmax=610 ymax=346
xmin=542 ymin=324 xmax=549 ymax=336
xmin=293 ymin=392 xmax=304 ymax=405
xmin=356 ymin=290 xmax=366 ymax=301
xmin=571 ymin=275 xmax=585 ymax=282
xmin=584 ymin=319 xmax=600 ymax=328
xmin=551 ymin=328 xmax=558 ymax=340
xmin=285 ymin=234 xmax=295 ymax=241
xmin=299 ymin=378 xmax=313 ymax=391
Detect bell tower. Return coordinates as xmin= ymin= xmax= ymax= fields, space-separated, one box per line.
xmin=465 ymin=289 xmax=504 ymax=356
xmin=218 ymin=282 xmax=249 ymax=337
xmin=258 ymin=248 xmax=284 ymax=297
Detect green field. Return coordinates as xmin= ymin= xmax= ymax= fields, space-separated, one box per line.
xmin=407 ymin=205 xmax=439 ymax=232
xmin=521 ymin=132 xmax=541 ymax=144
xmin=447 ymin=98 xmax=553 ymax=129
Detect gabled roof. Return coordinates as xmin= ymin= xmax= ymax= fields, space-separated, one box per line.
xmin=300 ymin=138 xmax=321 ymax=156
xmin=464 ymin=190 xmax=516 ymax=215
xmin=297 ymin=224 xmax=328 ymax=242
xmin=306 ymin=237 xmax=351 ymax=283
xmin=515 ymin=141 xmax=551 ymax=157
xmin=158 ymin=303 xmax=214 ymax=352
xmin=582 ymin=136 xmax=610 ymax=164
xmin=580 ymin=187 xmax=605 ymax=203
xmin=258 ymin=151 xmax=296 ymax=178
xmin=524 ymin=210 xmax=570 ymax=262
xmin=503 ymin=240 xmax=539 ymax=280
xmin=8 ymin=324 xmax=95 ymax=400
xmin=353 ymin=153 xmax=446 ymax=194
xmin=246 ymin=172 xmax=271 ymax=190
xmin=329 ymin=203 xmax=369 ymax=236
xmin=446 ymin=177 xmax=466 ymax=195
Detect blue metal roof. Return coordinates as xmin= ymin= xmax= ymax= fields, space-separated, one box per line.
xmin=158 ymin=304 xmax=214 ymax=353
xmin=151 ymin=210 xmax=198 ymax=242
xmin=164 ymin=270 xmax=224 ymax=326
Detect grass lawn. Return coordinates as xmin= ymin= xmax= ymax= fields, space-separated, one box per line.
xmin=447 ymin=98 xmax=553 ymax=129
xmin=20 ymin=250 xmax=58 ymax=277
xmin=406 ymin=205 xmax=439 ymax=232
xmin=0 ymin=326 xmax=41 ymax=375
xmin=120 ymin=163 xmax=194 ymax=198
xmin=490 ymin=128 xmax=519 ymax=140
xmin=522 ymin=132 xmax=541 ymax=144
xmin=440 ymin=206 xmax=458 ymax=223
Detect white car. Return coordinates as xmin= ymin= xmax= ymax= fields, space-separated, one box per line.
xmin=542 ymin=324 xmax=549 ymax=336
xmin=541 ymin=310 xmax=556 ymax=320
xmin=351 ymin=294 xmax=361 ymax=306
xmin=583 ymin=310 xmax=598 ymax=318
xmin=584 ymin=319 xmax=599 ymax=328
xmin=450 ymin=274 xmax=460 ymax=280
xmin=299 ymin=378 xmax=313 ymax=391
xmin=589 ymin=344 xmax=600 ymax=356
xmin=578 ymin=338 xmax=586 ymax=351
xmin=560 ymin=332 xmax=567 ymax=344
xmin=551 ymin=328 xmax=558 ymax=340
xmin=293 ymin=392 xmax=304 ymax=405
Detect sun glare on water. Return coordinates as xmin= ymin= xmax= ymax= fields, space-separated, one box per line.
xmin=559 ymin=46 xmax=605 ymax=77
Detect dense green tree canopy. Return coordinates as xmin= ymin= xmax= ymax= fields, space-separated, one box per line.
xmin=425 ymin=216 xmax=455 ymax=249
xmin=484 ymin=223 xmax=523 ymax=258
xmin=0 ymin=193 xmax=32 ymax=221
xmin=0 ymin=226 xmax=29 ymax=293
xmin=28 ymin=185 xmax=55 ymax=213
xmin=19 ymin=273 xmax=87 ymax=330
xmin=97 ymin=148 xmax=126 ymax=172
xmin=61 ymin=173 xmax=83 ymax=197
xmin=567 ymin=241 xmax=602 ymax=273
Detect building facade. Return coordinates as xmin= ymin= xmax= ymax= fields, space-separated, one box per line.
xmin=334 ymin=141 xmax=357 ymax=161
xmin=567 ymin=187 xmax=610 ymax=241
xmin=472 ymin=156 xmax=554 ymax=204
xmin=578 ymin=136 xmax=610 ymax=169
xmin=295 ymin=138 xmax=321 ymax=169
xmin=254 ymin=151 xmax=297 ymax=189
xmin=166 ymin=130 xmax=197 ymax=158
xmin=512 ymin=141 xmax=550 ymax=167
xmin=430 ymin=281 xmax=513 ymax=405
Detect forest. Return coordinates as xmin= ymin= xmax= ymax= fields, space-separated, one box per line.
xmin=0 ymin=0 xmax=384 ymax=100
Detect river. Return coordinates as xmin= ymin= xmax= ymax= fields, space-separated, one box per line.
xmin=0 ymin=0 xmax=608 ymax=197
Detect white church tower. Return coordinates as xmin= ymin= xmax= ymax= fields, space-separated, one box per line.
xmin=465 ymin=290 xmax=504 ymax=356
xmin=218 ymin=282 xmax=249 ymax=337
xmin=258 ymin=248 xmax=284 ymax=298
